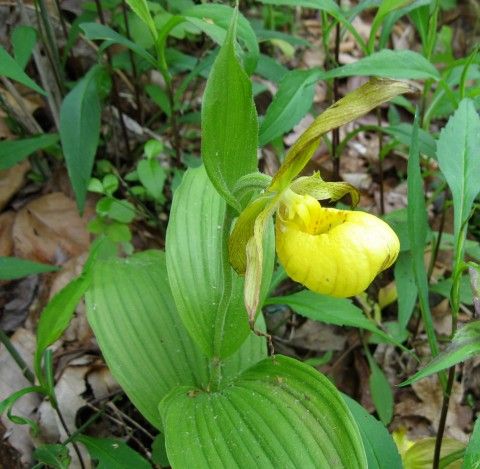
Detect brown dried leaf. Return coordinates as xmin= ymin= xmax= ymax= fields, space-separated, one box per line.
xmin=396 ymin=375 xmax=472 ymax=443
xmin=0 ymin=328 xmax=39 ymax=465
xmin=12 ymin=192 xmax=91 ymax=264
xmin=0 ymin=211 xmax=15 ymax=256
xmin=0 ymin=161 xmax=30 ymax=211
xmin=37 ymin=363 xmax=91 ymax=468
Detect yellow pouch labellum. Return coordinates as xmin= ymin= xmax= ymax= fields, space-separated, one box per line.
xmin=275 ymin=192 xmax=400 ymax=297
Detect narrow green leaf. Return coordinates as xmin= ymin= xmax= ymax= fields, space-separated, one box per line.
xmin=402 ymin=321 xmax=480 ymax=386
xmin=367 ymin=354 xmax=394 ymax=425
xmin=201 ymin=9 xmax=258 ymax=210
xmin=257 ymin=0 xmax=368 ymax=53
xmin=35 ymin=276 xmax=90 ymax=378
xmin=436 ymin=99 xmax=480 ymax=251
xmin=259 ymin=69 xmax=317 ymax=146
xmin=125 ymin=0 xmax=158 ymax=40
xmin=33 ymin=444 xmax=71 ymax=469
xmin=77 ymin=435 xmax=150 ymax=469
xmin=394 ymin=251 xmax=418 ymax=329
xmin=161 ymin=356 xmax=367 ymax=468
xmin=0 ymin=257 xmax=58 ymax=280
xmin=60 ymin=65 xmax=104 ymax=213
xmin=151 ymin=434 xmax=169 ymax=467
xmin=166 ymin=166 xmax=274 ymax=358
xmin=266 ymin=291 xmax=408 ymax=350
xmin=12 ymin=26 xmax=37 ymax=70
xmin=183 ymin=4 xmax=259 ymax=74
xmin=464 ymin=417 xmax=480 ymax=468
xmin=383 ymin=123 xmax=437 ymax=160
xmin=269 ymin=79 xmax=412 ymax=192
xmin=0 ymin=134 xmax=59 ymax=170
xmin=80 ymin=23 xmax=156 ymax=66
xmin=324 ymin=49 xmax=440 ymax=81
xmin=0 ymin=386 xmax=43 ymax=416
xmin=255 ymin=53 xmax=288 ymax=82
xmin=368 ymin=0 xmax=412 ymax=53
xmin=0 ymin=46 xmax=46 ymax=95
xmin=430 ymin=275 xmax=474 ymax=305
xmin=407 ymin=110 xmax=439 ymax=357
xmin=342 ymin=395 xmax=402 ymax=469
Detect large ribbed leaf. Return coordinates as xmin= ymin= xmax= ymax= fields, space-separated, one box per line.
xmin=166 ymin=165 xmax=274 ymax=359
xmin=86 ymin=250 xmax=266 ymax=429
xmin=161 ymin=355 xmax=367 ymax=468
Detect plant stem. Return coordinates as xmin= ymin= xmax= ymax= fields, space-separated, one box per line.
xmin=332 ymin=6 xmax=341 ymax=180
xmin=433 ymin=222 xmax=468 ymax=467
xmin=377 ymin=108 xmax=385 ymax=215
xmin=433 ymin=365 xmax=455 ymax=469
xmin=0 ymin=330 xmax=35 ymax=384
xmin=53 ymin=402 xmax=86 ymax=469
xmin=427 ymin=191 xmax=448 ymax=281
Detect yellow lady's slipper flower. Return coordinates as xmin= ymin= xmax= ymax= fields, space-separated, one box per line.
xmin=275 ymin=190 xmax=400 ymax=297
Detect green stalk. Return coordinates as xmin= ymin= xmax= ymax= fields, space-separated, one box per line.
xmin=433 ymin=221 xmax=468 ymax=469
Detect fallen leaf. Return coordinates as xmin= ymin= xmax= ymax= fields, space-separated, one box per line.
xmin=396 ymin=375 xmax=472 ymax=443
xmin=0 ymin=211 xmax=15 ymax=256
xmin=0 ymin=276 xmax=38 ymax=332
xmin=87 ymin=364 xmax=120 ymax=401
xmin=37 ymin=363 xmax=91 ymax=468
xmin=0 ymin=161 xmax=30 ymax=211
xmin=12 ymin=192 xmax=91 ymax=264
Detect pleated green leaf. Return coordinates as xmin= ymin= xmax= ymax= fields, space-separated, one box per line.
xmin=86 ymin=249 xmax=266 ymax=429
xmin=201 ymin=9 xmax=258 ymax=211
xmin=86 ymin=250 xmax=209 ymax=429
xmin=161 ymin=355 xmax=367 ymax=468
xmin=166 ymin=165 xmax=274 ymax=359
